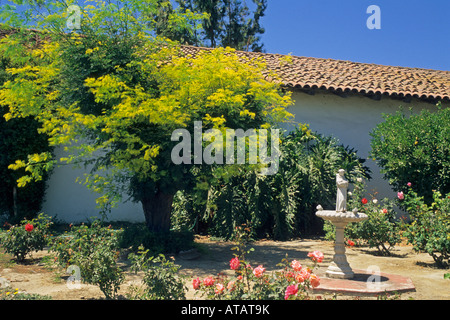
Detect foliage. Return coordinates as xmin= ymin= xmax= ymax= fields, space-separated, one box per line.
xmin=173 ymin=126 xmax=371 ymax=240
xmin=0 ymin=213 xmax=53 ymax=262
xmin=325 ymin=179 xmax=402 ymax=256
xmin=0 ymin=0 xmax=292 ymax=232
xmin=0 ymin=54 xmax=52 ymax=222
xmin=128 ymin=246 xmax=187 ymax=300
xmin=401 ymin=186 xmax=450 ymax=268
xmin=192 ymin=225 xmax=322 ymax=300
xmin=50 ymin=219 xmax=124 ymax=299
xmin=119 ymin=223 xmax=194 ymax=254
xmin=370 ymin=103 xmax=450 ymax=204
xmin=175 ymin=0 xmax=267 ymax=51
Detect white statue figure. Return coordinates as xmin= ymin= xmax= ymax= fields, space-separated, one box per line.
xmin=336 ymin=169 xmax=349 ymax=212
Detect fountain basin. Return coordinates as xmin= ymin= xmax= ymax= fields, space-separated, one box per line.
xmin=316 ymin=210 xmax=368 ymax=224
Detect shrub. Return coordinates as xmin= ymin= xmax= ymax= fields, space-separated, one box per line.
xmin=0 ymin=213 xmax=53 ymax=262
xmin=51 ymin=219 xmax=124 ymax=299
xmin=401 ymin=186 xmax=450 ymax=268
xmin=370 ymin=103 xmax=450 ymax=204
xmin=175 ymin=126 xmax=371 ymax=240
xmin=128 ymin=247 xmax=187 ymax=300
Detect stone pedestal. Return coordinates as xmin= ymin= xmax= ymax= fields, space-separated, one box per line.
xmin=316 ymin=210 xmax=368 ymax=280
xmin=326 ymin=221 xmax=354 ymax=279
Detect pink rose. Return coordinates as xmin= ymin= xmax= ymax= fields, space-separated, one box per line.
xmin=307 ymin=250 xmax=324 ymax=263
xmin=397 ymin=191 xmax=404 ymax=200
xmin=300 ymin=268 xmax=311 ymax=280
xmin=284 ymin=284 xmax=299 ymax=300
xmin=407 ymin=182 xmax=412 ymax=187
xmin=215 ymin=283 xmax=225 ymax=295
xmin=203 ymin=276 xmax=215 ymax=287
xmin=291 ymin=260 xmax=302 ymax=272
xmin=253 ymin=265 xmax=266 ymax=278
xmin=229 ymin=257 xmax=240 ymax=270
xmin=310 ymin=274 xmax=320 ymax=288
xmin=227 ymin=281 xmax=236 ymax=291
xmin=295 ymin=272 xmax=305 ymax=283
xmin=192 ymin=277 xmax=201 ymax=290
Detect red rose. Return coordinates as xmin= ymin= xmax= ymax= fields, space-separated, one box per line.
xmin=361 ymin=198 xmax=368 ymax=204
xmin=347 ymin=240 xmax=355 ymax=247
xmin=25 ymin=223 xmax=34 ymax=232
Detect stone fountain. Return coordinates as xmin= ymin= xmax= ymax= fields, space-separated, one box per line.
xmin=316 ymin=169 xmax=368 ymax=279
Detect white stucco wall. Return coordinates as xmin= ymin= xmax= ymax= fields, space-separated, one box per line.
xmin=42 ymin=148 xmax=145 ymax=223
xmin=283 ymin=89 xmax=446 ymax=202
xmin=42 ymin=89 xmax=447 ymax=222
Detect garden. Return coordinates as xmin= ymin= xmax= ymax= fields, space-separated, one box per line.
xmin=0 ymin=0 xmax=449 ymax=302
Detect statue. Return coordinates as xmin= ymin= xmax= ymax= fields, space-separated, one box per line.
xmin=335 ymin=169 xmax=348 ymax=212
xmin=315 ymin=170 xmax=368 ymax=279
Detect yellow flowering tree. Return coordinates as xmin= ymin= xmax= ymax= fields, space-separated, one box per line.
xmin=0 ymin=0 xmax=293 ymax=232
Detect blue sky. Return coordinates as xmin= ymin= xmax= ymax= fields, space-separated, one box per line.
xmin=260 ymin=0 xmax=450 ymax=71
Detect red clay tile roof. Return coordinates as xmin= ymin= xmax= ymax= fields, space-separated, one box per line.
xmin=180 ymin=45 xmax=450 ymax=102
xmin=1 ymin=25 xmax=448 ymax=102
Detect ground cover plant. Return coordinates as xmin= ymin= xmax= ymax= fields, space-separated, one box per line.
xmin=0 ymin=287 xmax=51 ymax=300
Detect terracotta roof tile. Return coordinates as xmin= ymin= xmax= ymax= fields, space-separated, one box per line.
xmin=1 ymin=26 xmax=448 ymax=102
xmin=180 ymin=46 xmax=450 ymax=101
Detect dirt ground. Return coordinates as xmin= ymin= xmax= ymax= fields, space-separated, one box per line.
xmin=0 ymin=236 xmax=449 ymax=300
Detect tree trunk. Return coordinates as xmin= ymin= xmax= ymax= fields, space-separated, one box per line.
xmin=141 ymin=189 xmax=174 ymax=233
xmin=12 ymin=186 xmax=18 ymax=218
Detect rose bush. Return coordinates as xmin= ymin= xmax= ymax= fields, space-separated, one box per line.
xmin=401 ymin=186 xmax=450 ymax=268
xmin=324 ymin=178 xmax=401 ymax=255
xmin=50 ymin=218 xmax=124 ymax=299
xmin=128 ymin=246 xmax=187 ymax=300
xmin=0 ymin=213 xmax=53 ymax=262
xmin=192 ymin=225 xmax=323 ymax=300
xmin=192 ymin=251 xmax=322 ymax=300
